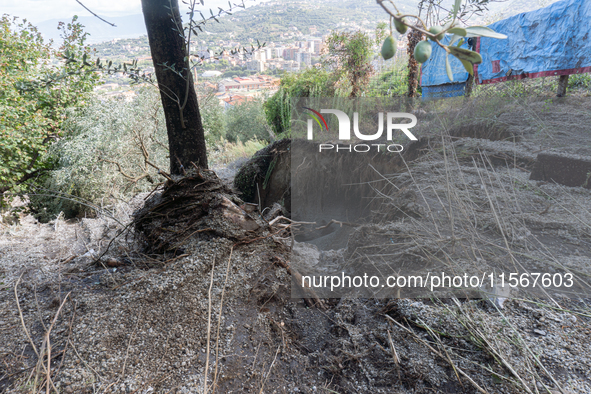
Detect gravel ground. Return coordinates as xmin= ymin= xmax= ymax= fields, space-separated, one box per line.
xmin=0 ymin=95 xmax=590 ymax=393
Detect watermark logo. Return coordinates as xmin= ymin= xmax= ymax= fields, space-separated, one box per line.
xmin=304 ymin=108 xmax=418 ymax=141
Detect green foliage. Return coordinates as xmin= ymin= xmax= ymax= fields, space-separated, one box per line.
xmin=375 ymin=21 xmax=389 ymax=45
xmin=323 ymin=31 xmax=374 ymax=97
xmin=367 ymin=62 xmax=409 ymax=97
xmin=225 ymin=98 xmax=271 ymax=143
xmin=207 ymin=139 xmax=267 ymax=165
xmin=568 ymin=74 xmax=591 ymax=90
xmin=29 ymin=89 xmax=169 ymax=220
xmin=0 ymin=15 xmax=98 ymax=196
xmin=264 ymin=68 xmax=337 ymax=137
xmin=264 ymin=88 xmax=292 ymax=138
xmin=199 ymin=91 xmax=227 ymax=144
xmin=27 ymin=85 xmax=271 ymax=221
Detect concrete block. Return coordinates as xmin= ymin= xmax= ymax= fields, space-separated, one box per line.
xmin=529 ymin=153 xmax=591 ymax=189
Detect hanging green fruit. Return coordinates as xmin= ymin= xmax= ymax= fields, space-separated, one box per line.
xmin=381 ymin=35 xmax=397 ymax=60
xmin=428 ymin=25 xmax=445 ymax=41
xmin=394 ymin=15 xmax=408 ymax=34
xmin=414 ymin=40 xmax=432 ymax=63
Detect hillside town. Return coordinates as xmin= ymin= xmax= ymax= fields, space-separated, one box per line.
xmin=95 ymin=29 xmax=409 ymax=106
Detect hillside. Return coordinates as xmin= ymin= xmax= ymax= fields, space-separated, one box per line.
xmin=90 ymin=0 xmax=401 ymax=62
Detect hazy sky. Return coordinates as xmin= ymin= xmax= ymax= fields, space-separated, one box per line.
xmin=0 ymin=0 xmax=269 ymax=24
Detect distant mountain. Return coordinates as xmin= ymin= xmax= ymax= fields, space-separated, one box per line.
xmin=36 ymin=0 xmax=562 ymax=48
xmin=37 ymin=14 xmax=146 ymax=45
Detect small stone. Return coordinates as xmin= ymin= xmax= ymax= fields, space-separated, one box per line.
xmin=105 ymin=257 xmax=122 ymax=267
xmin=539 ymin=316 xmax=546 ymax=322
xmin=533 ymin=329 xmax=547 ymax=336
xmin=568 ymin=315 xmax=577 ymax=324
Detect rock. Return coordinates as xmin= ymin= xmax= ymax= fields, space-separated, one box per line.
xmin=530 ymin=153 xmax=591 ymax=189
xmin=234 ymin=139 xmax=291 ymax=212
xmin=533 ymin=329 xmax=547 ymax=336
xmin=105 ymin=257 xmax=123 ymax=267
xmin=479 ymin=283 xmax=511 ymax=308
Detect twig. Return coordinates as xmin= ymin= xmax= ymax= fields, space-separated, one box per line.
xmin=258 ymin=345 xmax=280 ymax=394
xmin=448 ymin=299 xmax=535 ymax=394
xmin=43 ymin=292 xmax=72 ymax=394
xmin=121 ymin=309 xmax=142 ymax=378
xmin=14 ymin=273 xmax=40 ymax=359
xmin=203 ymin=257 xmax=216 ymax=394
xmin=384 ymin=314 xmax=490 ymax=394
xmin=386 ymin=330 xmax=402 ymax=382
xmin=315 ymin=219 xmax=359 ymax=230
xmin=68 ymin=338 xmax=103 ymax=380
xmin=75 ymin=0 xmax=116 ymax=26
xmin=212 ymin=247 xmax=234 ymax=394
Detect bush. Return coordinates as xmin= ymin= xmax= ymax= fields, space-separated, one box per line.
xmin=0 ymin=15 xmax=98 ymax=197
xmin=264 ymin=68 xmax=336 ymax=137
xmin=225 ymin=98 xmax=271 ymax=143
xmin=29 ymin=88 xmax=169 ymax=221
xmin=199 ymin=90 xmax=227 ymax=144
xmin=568 ymin=73 xmax=591 ymax=90
xmin=367 ymin=60 xmax=409 ymax=97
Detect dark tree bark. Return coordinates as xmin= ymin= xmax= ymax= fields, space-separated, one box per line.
xmin=141 ymin=0 xmax=208 ymax=173
xmin=406 ymin=29 xmax=423 ymax=98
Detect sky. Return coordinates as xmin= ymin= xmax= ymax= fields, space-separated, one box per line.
xmin=0 ymin=0 xmax=269 ymax=25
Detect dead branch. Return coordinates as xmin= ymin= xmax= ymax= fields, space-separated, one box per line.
xmin=385 ymin=314 xmax=490 ymax=394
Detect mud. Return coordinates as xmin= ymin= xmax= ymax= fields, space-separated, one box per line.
xmin=1 ymin=95 xmax=590 ymax=393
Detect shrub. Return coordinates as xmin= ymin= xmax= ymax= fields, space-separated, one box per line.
xmin=264 ymin=68 xmax=336 ymax=137
xmin=199 ymin=90 xmax=227 ymax=144
xmin=29 ymin=88 xmax=169 ymax=221
xmin=0 ymin=15 xmax=98 ymax=197
xmin=225 ymin=98 xmax=271 ymax=143
xmin=568 ymin=73 xmax=591 ymax=90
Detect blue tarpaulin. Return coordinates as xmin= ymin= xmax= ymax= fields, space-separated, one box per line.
xmin=420 ymin=0 xmax=591 ymax=93
xmin=422 ymin=83 xmax=467 ymax=99
xmin=420 ymin=35 xmax=471 ymax=87
xmin=477 ymin=0 xmax=591 ymax=84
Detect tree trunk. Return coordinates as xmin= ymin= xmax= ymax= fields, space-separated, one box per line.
xmin=406 ymin=29 xmax=423 ymax=98
xmin=464 ymin=74 xmax=474 ymax=97
xmin=141 ymin=0 xmax=208 ymax=173
xmin=557 ymin=74 xmax=569 ymax=97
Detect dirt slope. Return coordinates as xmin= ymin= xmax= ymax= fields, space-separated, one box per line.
xmin=1 ymin=95 xmax=590 ymax=394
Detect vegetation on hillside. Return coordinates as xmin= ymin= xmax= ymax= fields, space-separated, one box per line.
xmin=0 ymin=15 xmax=99 ymax=198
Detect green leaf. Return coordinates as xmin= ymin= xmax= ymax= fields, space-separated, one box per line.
xmin=452 ymin=0 xmax=463 ymax=20
xmin=448 ymin=46 xmax=482 ymax=64
xmin=449 ymin=34 xmax=462 ymax=46
xmin=459 ymin=59 xmax=474 ymax=76
xmin=448 ymin=27 xmax=466 ymax=36
xmin=445 ymin=53 xmax=453 ymax=82
xmin=465 ymin=26 xmax=507 ymax=39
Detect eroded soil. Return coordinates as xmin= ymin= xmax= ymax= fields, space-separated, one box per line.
xmin=1 ymin=95 xmax=591 ymax=394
